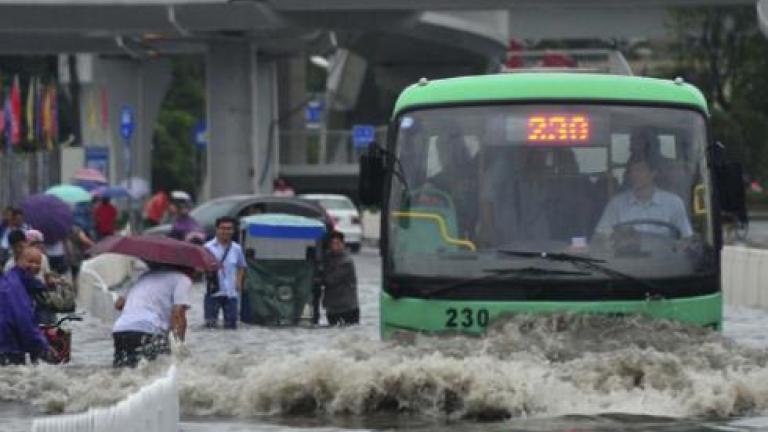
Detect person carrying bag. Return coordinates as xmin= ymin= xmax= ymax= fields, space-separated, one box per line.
xmin=203 ymin=217 xmax=246 ymax=329
xmin=205 ymin=243 xmax=231 ymax=295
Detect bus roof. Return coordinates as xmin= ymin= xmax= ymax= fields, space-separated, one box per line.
xmin=393 ymin=73 xmax=708 ymax=117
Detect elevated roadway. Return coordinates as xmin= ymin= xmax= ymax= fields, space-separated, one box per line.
xmin=0 ymin=0 xmax=759 ymax=199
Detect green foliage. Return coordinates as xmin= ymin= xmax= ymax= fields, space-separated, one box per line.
xmin=746 ymin=190 xmax=768 ymax=210
xmin=663 ymin=6 xmax=768 ymax=182
xmin=711 ymin=106 xmax=768 ymax=180
xmin=151 ymin=56 xmax=205 ymax=196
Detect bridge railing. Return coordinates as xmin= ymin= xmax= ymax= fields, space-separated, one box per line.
xmin=279 ymin=127 xmax=387 ymax=172
xmin=32 ymin=366 xmax=178 ymax=432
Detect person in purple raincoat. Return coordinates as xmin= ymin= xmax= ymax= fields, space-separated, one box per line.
xmin=168 ymin=197 xmax=201 ymax=241
xmin=0 ymin=247 xmax=58 ymax=365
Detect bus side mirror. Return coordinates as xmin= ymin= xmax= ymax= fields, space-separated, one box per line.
xmin=359 ymin=146 xmax=386 ymax=206
xmin=715 ymin=162 xmax=748 ymax=224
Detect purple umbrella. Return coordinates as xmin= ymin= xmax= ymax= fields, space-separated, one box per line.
xmin=20 ymin=194 xmax=74 ymax=244
xmin=91 ymin=185 xmax=130 ymax=199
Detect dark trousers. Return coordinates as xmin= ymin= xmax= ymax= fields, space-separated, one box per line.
xmin=0 ymin=248 xmax=9 ymax=271
xmin=48 ymin=255 xmax=68 ymax=274
xmin=204 ymin=294 xmax=238 ymax=329
xmin=0 ymin=352 xmax=26 ymax=366
xmin=311 ymin=286 xmax=322 ymax=325
xmin=327 ymin=308 xmax=360 ymax=326
xmin=113 ymin=331 xmax=170 ymax=368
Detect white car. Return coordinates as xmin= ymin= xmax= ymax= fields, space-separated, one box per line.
xmin=300 ymin=194 xmax=363 ymax=252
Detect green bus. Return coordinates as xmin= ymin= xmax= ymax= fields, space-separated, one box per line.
xmin=359 ymin=73 xmax=748 ymax=337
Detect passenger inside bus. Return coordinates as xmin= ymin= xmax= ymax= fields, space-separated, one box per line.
xmin=479 ymin=146 xmax=559 ymax=247
xmin=546 ymin=147 xmax=595 ymax=242
xmin=424 ymin=129 xmax=479 ymax=240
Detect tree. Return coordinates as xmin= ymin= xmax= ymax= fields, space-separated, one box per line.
xmin=151 ymin=56 xmax=205 ymax=197
xmin=663 ymin=6 xmax=768 ymax=181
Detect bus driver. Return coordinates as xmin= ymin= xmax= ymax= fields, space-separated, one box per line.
xmin=594 ymin=156 xmax=693 ymax=241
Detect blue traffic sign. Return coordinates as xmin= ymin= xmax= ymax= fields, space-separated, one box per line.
xmin=352 ymin=124 xmax=375 ymax=149
xmin=305 ymin=100 xmax=324 ymax=129
xmin=85 ymin=147 xmax=109 ymax=179
xmin=120 ymin=106 xmax=135 ymax=140
xmin=193 ymin=121 xmax=207 ymax=149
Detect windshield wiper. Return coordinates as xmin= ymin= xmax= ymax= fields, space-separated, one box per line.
xmin=422 ymin=266 xmax=590 ymax=299
xmin=497 ymin=249 xmax=665 ymax=299
xmin=496 ymin=249 xmax=605 ymax=263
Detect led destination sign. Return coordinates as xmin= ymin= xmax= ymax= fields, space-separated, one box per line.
xmin=527 ymin=114 xmax=590 ymax=143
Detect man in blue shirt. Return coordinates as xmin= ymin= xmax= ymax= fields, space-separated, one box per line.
xmin=0 ymin=247 xmax=57 ymax=365
xmin=204 ymin=216 xmax=246 ymax=329
xmin=595 ymin=157 xmax=693 ymax=239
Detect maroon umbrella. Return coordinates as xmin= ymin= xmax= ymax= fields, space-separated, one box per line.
xmin=89 ymin=235 xmax=219 ymax=271
xmin=72 ymin=167 xmax=108 ymax=184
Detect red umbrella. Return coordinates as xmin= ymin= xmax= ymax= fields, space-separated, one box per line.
xmin=89 ymin=235 xmax=219 ymax=271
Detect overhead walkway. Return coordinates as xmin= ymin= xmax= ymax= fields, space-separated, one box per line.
xmin=279 ymin=127 xmax=387 ymax=197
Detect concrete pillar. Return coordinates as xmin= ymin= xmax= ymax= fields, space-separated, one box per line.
xmin=137 ymin=61 xmax=172 ymax=189
xmin=252 ymin=56 xmax=279 ymax=193
xmin=276 ymin=55 xmax=308 ymax=166
xmin=206 ymin=41 xmax=249 ymax=198
xmin=205 ymin=41 xmax=279 ymax=198
xmin=75 ymin=55 xmax=171 ymax=186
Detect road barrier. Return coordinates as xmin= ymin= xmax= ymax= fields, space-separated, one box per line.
xmin=722 ymin=245 xmax=768 ymax=309
xmin=31 ymin=366 xmax=178 ymax=432
xmin=362 ymin=210 xmax=380 ymax=247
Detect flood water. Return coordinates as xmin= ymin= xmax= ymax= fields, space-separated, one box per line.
xmin=5 ymin=248 xmax=768 ymax=432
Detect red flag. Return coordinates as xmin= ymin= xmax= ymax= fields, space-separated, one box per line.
xmin=506 ymin=39 xmax=525 ymax=69
xmin=10 ymin=75 xmax=21 ymax=146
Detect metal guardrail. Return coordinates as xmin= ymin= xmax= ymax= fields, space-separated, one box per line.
xmin=278 ymin=127 xmax=386 ymax=175
xmin=502 ymin=49 xmax=633 ymax=76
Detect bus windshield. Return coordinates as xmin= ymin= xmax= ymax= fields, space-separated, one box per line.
xmin=388 ymin=104 xmax=715 ymax=282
